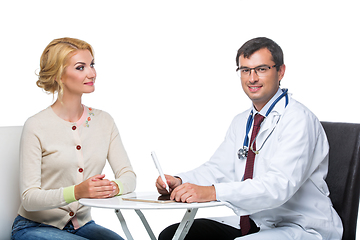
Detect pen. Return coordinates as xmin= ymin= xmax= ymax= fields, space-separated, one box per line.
xmin=151 ymin=151 xmax=170 ymax=193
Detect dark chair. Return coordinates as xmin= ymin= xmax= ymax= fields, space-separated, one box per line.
xmin=321 ymin=121 xmax=360 ymax=240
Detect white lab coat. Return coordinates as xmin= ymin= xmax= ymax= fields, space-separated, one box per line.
xmin=178 ymin=89 xmax=343 ymax=239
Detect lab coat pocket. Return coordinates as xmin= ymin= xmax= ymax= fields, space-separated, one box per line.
xmin=254 ymin=138 xmax=278 ymax=176
xmin=254 ymin=155 xmax=271 ymax=176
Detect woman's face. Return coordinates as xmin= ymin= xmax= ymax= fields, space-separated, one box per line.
xmin=60 ymin=49 xmax=96 ymax=97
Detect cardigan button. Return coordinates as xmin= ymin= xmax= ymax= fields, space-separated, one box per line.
xmin=69 ymin=211 xmax=74 ymax=217
xmin=72 ymin=126 xmax=77 ymax=130
xmin=76 ymin=145 xmax=81 ymax=150
xmin=78 ymin=168 xmax=83 ymax=173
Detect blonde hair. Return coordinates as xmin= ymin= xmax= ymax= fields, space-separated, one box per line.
xmin=36 ymin=37 xmax=94 ymax=99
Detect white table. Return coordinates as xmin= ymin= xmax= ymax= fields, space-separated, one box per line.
xmin=79 ymin=192 xmax=225 ymax=240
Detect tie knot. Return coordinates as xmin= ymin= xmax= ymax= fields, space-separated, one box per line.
xmin=253 ymin=114 xmax=265 ymax=127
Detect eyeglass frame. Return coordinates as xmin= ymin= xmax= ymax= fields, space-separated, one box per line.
xmin=236 ymin=64 xmax=277 ymax=78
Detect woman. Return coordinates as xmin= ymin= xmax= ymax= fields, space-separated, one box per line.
xmin=11 ymin=37 xmax=136 ymax=240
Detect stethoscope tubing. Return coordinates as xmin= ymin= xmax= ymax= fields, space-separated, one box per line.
xmin=238 ymin=88 xmax=288 ymax=159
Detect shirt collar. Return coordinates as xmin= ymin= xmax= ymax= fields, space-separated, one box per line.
xmin=251 ymin=88 xmax=284 ymax=117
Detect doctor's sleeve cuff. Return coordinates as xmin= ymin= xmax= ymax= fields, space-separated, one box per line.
xmin=63 ymin=185 xmax=77 ymax=203
xmin=213 ymin=183 xmax=227 ymax=201
xmin=113 ymin=180 xmax=124 ymax=196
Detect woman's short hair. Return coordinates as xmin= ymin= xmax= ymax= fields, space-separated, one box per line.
xmin=36 ymin=37 xmax=94 ymax=98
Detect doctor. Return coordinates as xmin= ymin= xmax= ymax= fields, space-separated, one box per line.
xmin=156 ymin=37 xmax=343 ymax=240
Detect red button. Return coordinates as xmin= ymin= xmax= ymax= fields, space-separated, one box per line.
xmin=72 ymin=126 xmax=77 ymax=130
xmin=69 ymin=212 xmax=74 ymax=216
xmin=76 ymin=145 xmax=81 ymax=150
xmin=78 ymin=168 xmax=83 ymax=173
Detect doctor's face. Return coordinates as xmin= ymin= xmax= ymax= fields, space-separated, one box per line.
xmin=239 ymin=48 xmax=285 ymax=111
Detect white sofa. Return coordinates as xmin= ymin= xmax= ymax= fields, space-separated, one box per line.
xmin=0 ymin=126 xmax=22 ymax=240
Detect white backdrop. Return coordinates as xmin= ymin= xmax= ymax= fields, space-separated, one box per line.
xmin=1 ymin=1 xmax=359 ymax=239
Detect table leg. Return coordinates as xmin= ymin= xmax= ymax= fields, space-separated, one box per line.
xmin=115 ymin=209 xmax=134 ymax=240
xmin=172 ymin=208 xmax=198 ymax=240
xmin=135 ymin=209 xmax=157 ymax=240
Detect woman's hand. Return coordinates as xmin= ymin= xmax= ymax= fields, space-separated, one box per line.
xmin=74 ymin=174 xmax=118 ymax=200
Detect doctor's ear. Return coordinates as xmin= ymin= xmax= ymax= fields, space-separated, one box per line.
xmin=277 ymin=64 xmax=286 ymax=82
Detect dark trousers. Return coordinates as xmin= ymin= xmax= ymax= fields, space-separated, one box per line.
xmin=158 ymin=218 xmax=259 ymax=240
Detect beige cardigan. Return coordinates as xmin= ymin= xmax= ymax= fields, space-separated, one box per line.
xmin=17 ymin=106 xmax=136 ymax=229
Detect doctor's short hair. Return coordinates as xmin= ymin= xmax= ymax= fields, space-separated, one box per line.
xmin=236 ymin=37 xmax=284 ymax=71
xmin=36 ymin=37 xmax=94 ymax=99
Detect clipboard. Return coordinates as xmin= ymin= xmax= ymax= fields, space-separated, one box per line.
xmin=122 ymin=193 xmax=175 ymax=203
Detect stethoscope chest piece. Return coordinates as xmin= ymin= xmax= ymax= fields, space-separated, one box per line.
xmin=238 ymin=146 xmax=248 ymax=158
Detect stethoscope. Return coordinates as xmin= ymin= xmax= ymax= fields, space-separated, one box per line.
xmin=237 ymin=88 xmax=289 ymax=159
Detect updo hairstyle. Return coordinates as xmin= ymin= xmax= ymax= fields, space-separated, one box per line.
xmin=36 ymin=37 xmax=94 ymax=98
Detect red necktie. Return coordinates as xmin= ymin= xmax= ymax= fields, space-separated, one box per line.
xmin=240 ymin=113 xmax=265 ymax=235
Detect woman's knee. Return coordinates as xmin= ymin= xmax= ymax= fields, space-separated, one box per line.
xmin=13 ymin=227 xmax=84 ymax=240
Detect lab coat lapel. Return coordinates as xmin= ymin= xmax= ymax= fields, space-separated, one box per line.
xmin=256 ymin=96 xmax=288 ymax=143
xmin=256 ymin=116 xmax=274 ymax=143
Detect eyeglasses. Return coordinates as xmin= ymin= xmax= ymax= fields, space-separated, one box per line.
xmin=236 ymin=64 xmax=277 ymax=78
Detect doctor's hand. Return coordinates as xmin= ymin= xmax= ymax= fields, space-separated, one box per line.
xmin=74 ymin=174 xmax=118 ymax=200
xmin=156 ymin=174 xmax=182 ymax=195
xmin=170 ymin=183 xmax=216 ymax=203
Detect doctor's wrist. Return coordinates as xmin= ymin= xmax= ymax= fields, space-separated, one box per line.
xmin=174 ymin=176 xmax=182 ymax=186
